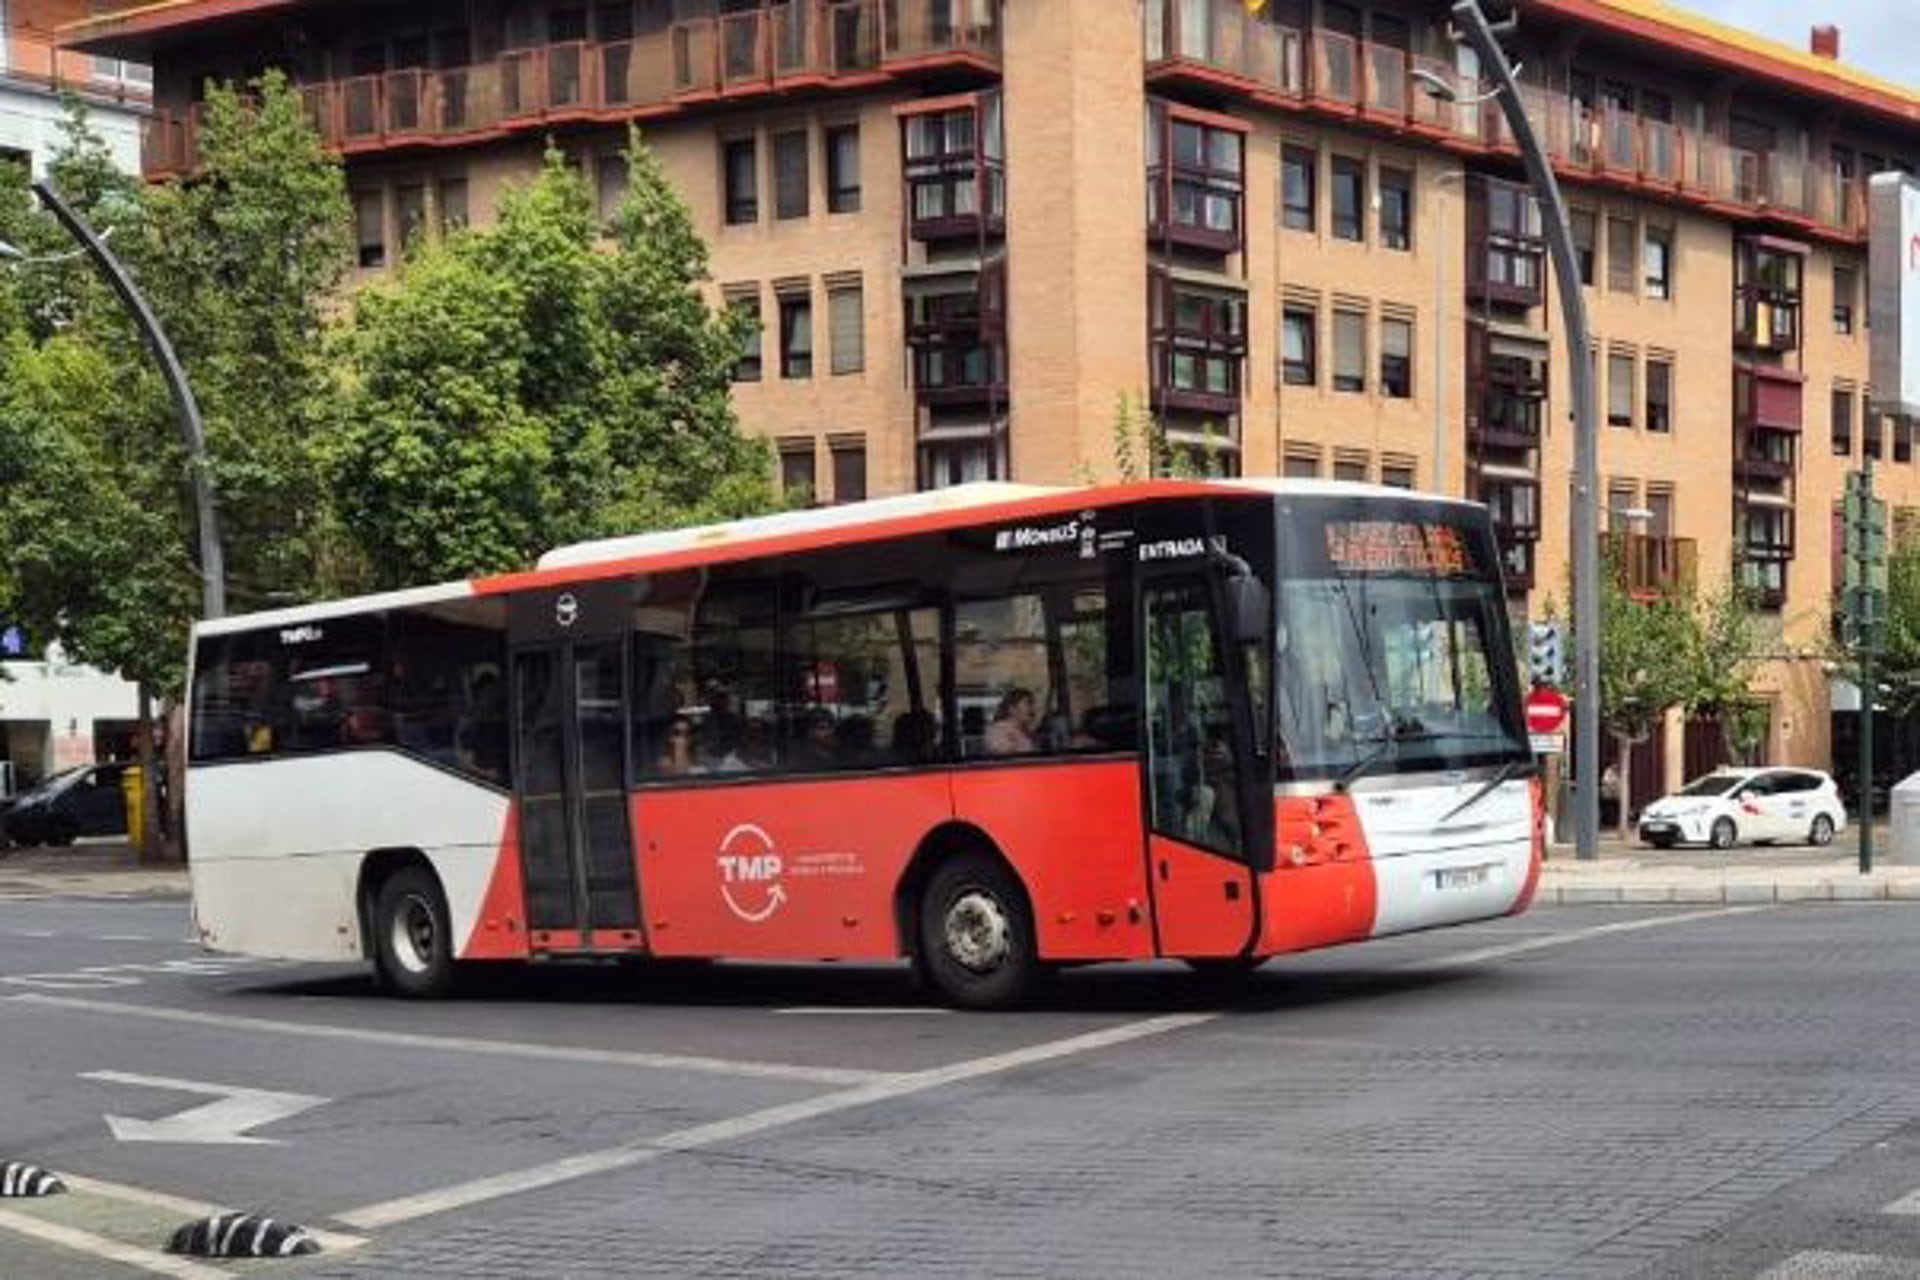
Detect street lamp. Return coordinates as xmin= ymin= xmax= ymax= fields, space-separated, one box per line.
xmin=1418 ymin=0 xmax=1603 ymax=863
xmin=11 ymin=181 xmax=225 ymax=621
xmin=1428 ymin=168 xmax=1465 ymax=494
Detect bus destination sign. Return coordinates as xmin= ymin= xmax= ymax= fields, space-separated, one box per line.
xmin=1324 ymin=521 xmax=1476 ymax=576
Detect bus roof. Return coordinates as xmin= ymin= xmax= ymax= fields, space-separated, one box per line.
xmin=194 ymin=479 xmax=1483 ymax=638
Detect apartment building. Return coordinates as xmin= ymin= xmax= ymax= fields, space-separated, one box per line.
xmin=1 ymin=0 xmax=146 ymax=171
xmin=55 ymin=0 xmax=1920 ymax=790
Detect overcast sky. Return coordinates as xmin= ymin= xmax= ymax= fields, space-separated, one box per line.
xmin=1678 ymin=0 xmax=1920 ymax=90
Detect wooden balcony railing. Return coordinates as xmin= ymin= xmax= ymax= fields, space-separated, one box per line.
xmin=1141 ymin=0 xmax=1873 ymax=240
xmin=140 ymin=0 xmax=997 ymax=177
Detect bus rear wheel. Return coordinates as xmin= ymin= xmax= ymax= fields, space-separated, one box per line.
xmin=917 ymin=852 xmax=1040 ymax=1010
xmin=372 ymin=865 xmax=458 ymax=999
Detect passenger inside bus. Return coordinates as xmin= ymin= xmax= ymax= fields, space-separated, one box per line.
xmin=983 ymin=688 xmax=1039 ymax=755
xmin=654 ymin=715 xmax=704 ymax=776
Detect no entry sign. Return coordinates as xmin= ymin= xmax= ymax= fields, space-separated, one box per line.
xmin=1525 ymin=688 xmax=1568 ymax=754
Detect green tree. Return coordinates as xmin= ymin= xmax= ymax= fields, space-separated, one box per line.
xmin=1678 ymin=572 xmax=1769 ymax=765
xmin=328 ymin=134 xmax=774 ymax=587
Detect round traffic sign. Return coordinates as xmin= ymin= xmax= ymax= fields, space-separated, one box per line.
xmin=1525 ymin=687 xmax=1569 ymax=734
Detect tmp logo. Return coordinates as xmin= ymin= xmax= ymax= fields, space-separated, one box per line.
xmin=554 ymin=592 xmax=580 ymax=629
xmin=717 ymin=823 xmax=786 ymax=923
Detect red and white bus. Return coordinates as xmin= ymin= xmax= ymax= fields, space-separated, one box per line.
xmin=186 ymin=480 xmax=1543 ymax=1008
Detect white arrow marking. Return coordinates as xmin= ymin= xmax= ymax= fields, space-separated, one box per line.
xmin=82 ymin=1070 xmax=326 ymax=1146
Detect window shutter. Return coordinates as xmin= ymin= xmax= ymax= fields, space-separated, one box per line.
xmin=829 ymin=282 xmax=864 ymax=375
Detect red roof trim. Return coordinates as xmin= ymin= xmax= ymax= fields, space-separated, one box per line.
xmin=473 ymin=481 xmax=1241 ymax=597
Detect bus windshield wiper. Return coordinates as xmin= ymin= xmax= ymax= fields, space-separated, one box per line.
xmin=1438 ymin=757 xmax=1538 ymax=824
xmin=1334 ymin=722 xmax=1436 ymax=792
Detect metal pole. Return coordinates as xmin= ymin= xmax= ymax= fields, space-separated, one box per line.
xmin=1860 ymin=455 xmax=1876 ymax=875
xmin=1434 ymin=183 xmax=1447 ymax=493
xmin=29 ymin=179 xmax=225 ymax=621
xmin=1450 ymin=0 xmax=1601 ymax=861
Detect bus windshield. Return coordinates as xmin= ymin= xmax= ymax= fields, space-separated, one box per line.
xmin=1272 ymin=499 xmax=1528 ymax=783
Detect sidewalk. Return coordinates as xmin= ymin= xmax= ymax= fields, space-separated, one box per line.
xmin=0 ymin=841 xmax=189 ymax=899
xmin=1538 ymin=826 xmax=1920 ymax=905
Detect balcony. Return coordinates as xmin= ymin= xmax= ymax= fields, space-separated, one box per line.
xmin=902 ymin=91 xmax=1004 ymax=245
xmin=906 ymin=265 xmax=1005 ymax=411
xmin=1 ymin=33 xmax=150 ymax=104
xmin=1607 ymin=533 xmax=1698 ymax=601
xmin=1140 ymin=0 xmax=1872 ymax=242
xmin=138 ymin=0 xmax=999 ymax=178
xmin=1146 ymin=101 xmax=1245 ymax=257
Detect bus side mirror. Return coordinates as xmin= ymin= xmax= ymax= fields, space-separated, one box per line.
xmin=1224 ymin=574 xmax=1270 ymax=647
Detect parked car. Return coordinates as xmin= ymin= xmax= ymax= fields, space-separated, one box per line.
xmin=0 ymin=763 xmax=129 ymax=848
xmin=1637 ymin=767 xmax=1846 ymax=850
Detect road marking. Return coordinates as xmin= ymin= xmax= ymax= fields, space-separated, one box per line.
xmin=83 ymin=1070 xmax=328 ymax=1146
xmin=61 ymin=1173 xmax=363 ymax=1253
xmin=335 ymin=1011 xmax=1214 ymax=1230
xmin=774 ymin=1006 xmax=950 ymax=1016
xmin=1881 ymin=1187 xmax=1920 ymax=1215
xmin=0 ymin=1205 xmax=231 ymax=1279
xmin=1398 ymin=905 xmax=1776 ymax=971
xmin=98 ymin=934 xmax=163 ymax=943
xmin=1755 ymin=1250 xmax=1920 ymax=1279
xmin=12 ymin=993 xmax=895 ymax=1087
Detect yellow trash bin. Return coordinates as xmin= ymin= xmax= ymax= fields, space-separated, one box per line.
xmin=120 ymin=763 xmax=145 ymax=851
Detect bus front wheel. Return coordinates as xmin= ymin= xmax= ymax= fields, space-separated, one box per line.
xmin=372 ymin=865 xmax=458 ymax=999
xmin=917 ymin=852 xmax=1040 ymax=1010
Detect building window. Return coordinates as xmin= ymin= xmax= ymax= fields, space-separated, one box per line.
xmin=1333 ymin=452 xmax=1369 ymax=482
xmin=1834 ymin=263 xmax=1857 ymax=335
xmin=1572 ymin=208 xmax=1596 ymax=286
xmin=1281 ymin=305 xmax=1316 ymax=386
xmin=1283 ymin=449 xmax=1320 ymax=478
xmin=1607 ymin=350 xmax=1634 ymax=427
xmin=596 ymin=154 xmax=629 ymax=226
xmin=1381 ymin=457 xmax=1417 ymax=489
xmin=436 ymin=177 xmax=468 ymax=235
xmin=354 ymin=190 xmax=386 ymax=269
xmin=1380 ymin=316 xmax=1412 ymax=398
xmin=1149 ymin=106 xmax=1244 ymax=250
xmin=773 ymin=131 xmax=809 ymax=220
xmin=779 ymin=291 xmax=813 ymax=379
xmin=826 ymin=124 xmax=861 ymax=213
xmin=1332 ymin=308 xmax=1366 ymax=393
xmin=395 ymin=184 xmax=427 ymax=256
xmin=779 ymin=439 xmax=817 ymax=505
xmin=830 ymin=437 xmax=867 ymax=504
xmin=1379 ymin=166 xmax=1412 ymax=251
xmin=1900 ymin=418 xmax=1915 ymax=464
xmin=729 ymin=292 xmax=762 ymax=382
xmin=1646 ymin=356 xmax=1672 ymax=434
xmin=1331 ymin=155 xmax=1365 ymax=242
xmin=904 ymin=100 xmax=1002 ymax=233
xmin=1151 ymin=276 xmax=1246 ymax=404
xmin=1832 ymin=387 xmax=1854 ymax=456
xmin=1282 ymin=145 xmax=1316 ymax=232
xmin=1606 ymin=216 xmax=1636 ymax=292
xmin=1643 ymin=224 xmax=1672 ymax=300
xmin=723 ymin=137 xmax=758 ymax=224
xmin=827 ymin=279 xmax=864 ymax=376
xmin=1866 ymin=406 xmax=1884 ymax=460
xmin=1735 ymin=238 xmax=1803 ymax=353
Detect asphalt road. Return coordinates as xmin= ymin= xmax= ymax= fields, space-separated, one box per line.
xmin=2 ymin=892 xmax=1920 ymax=1278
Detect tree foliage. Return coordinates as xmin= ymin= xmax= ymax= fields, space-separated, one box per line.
xmin=327 ymin=135 xmax=773 ymax=588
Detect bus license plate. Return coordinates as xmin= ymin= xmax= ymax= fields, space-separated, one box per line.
xmin=1434 ymin=865 xmax=1490 ymax=891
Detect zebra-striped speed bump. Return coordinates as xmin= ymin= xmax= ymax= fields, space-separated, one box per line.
xmin=166 ymin=1213 xmax=321 ymax=1258
xmin=0 ymin=1162 xmax=65 ymax=1197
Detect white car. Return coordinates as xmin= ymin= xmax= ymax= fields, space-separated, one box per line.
xmin=1637 ymin=767 xmax=1847 ymax=850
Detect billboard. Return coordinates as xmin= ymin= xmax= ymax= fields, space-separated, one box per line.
xmin=1869 ymin=172 xmax=1920 ymax=417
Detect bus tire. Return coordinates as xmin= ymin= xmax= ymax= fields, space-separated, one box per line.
xmin=1183 ymin=956 xmax=1266 ymax=981
xmin=917 ymin=852 xmax=1039 ymax=1010
xmin=372 ymin=865 xmax=458 ymax=999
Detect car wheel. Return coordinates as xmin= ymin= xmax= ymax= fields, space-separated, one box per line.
xmin=1709 ymin=817 xmax=1738 ymax=850
xmin=372 ymin=866 xmax=459 ymax=999
xmin=1809 ymin=814 xmax=1836 ymax=847
xmin=917 ymin=852 xmax=1041 ymax=1010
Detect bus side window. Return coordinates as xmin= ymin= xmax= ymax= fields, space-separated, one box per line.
xmin=389 ymin=603 xmax=508 ymax=784
xmin=778 ymin=605 xmax=940 ymax=772
xmin=953 ymin=579 xmax=1131 ymax=760
xmin=190 ymin=633 xmax=280 ymax=762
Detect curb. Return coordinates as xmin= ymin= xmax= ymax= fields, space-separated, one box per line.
xmin=1537 ymin=880 xmax=1920 ymax=905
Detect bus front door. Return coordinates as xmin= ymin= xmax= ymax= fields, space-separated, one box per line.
xmin=1141 ymin=573 xmax=1258 ymax=958
xmin=512 ymin=637 xmax=642 ymax=951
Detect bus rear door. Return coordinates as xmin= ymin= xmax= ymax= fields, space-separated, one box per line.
xmin=509 ymin=582 xmax=643 ymax=952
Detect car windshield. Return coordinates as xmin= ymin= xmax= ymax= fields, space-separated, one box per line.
xmin=1678 ymin=774 xmax=1743 ymax=797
